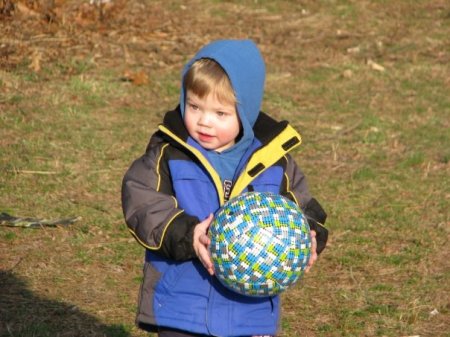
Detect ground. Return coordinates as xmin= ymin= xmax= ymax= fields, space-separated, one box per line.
xmin=1 ymin=1 xmax=449 ymax=336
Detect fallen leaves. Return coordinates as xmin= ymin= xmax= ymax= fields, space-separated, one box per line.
xmin=367 ymin=59 xmax=386 ymax=72
xmin=0 ymin=1 xmax=170 ymax=73
xmin=0 ymin=0 xmax=14 ymax=16
xmin=15 ymin=1 xmax=40 ymax=18
xmin=120 ymin=69 xmax=149 ymax=86
xmin=28 ymin=49 xmax=42 ymax=72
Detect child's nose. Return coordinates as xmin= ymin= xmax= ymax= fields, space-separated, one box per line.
xmin=198 ymin=112 xmax=212 ymax=126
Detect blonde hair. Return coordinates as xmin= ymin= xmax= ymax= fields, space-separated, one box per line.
xmin=184 ymin=58 xmax=236 ymax=105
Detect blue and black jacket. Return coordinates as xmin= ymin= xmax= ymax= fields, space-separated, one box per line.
xmin=121 ymin=39 xmax=327 ymax=336
xmin=121 ymin=107 xmax=327 ymax=336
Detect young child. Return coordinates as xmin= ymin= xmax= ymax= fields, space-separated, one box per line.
xmin=121 ymin=39 xmax=328 ymax=337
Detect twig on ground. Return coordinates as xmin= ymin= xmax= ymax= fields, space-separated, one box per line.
xmin=8 ymin=169 xmax=59 ymax=175
xmin=0 ymin=213 xmax=81 ymax=228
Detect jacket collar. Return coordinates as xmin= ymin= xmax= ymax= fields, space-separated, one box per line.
xmin=158 ymin=106 xmax=302 ymax=204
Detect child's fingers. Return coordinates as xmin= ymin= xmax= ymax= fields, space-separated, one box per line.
xmin=305 ymin=230 xmax=318 ymax=273
xmin=204 ymin=213 xmax=214 ymax=228
xmin=199 ymin=234 xmax=211 ymax=246
xmin=198 ymin=245 xmax=214 ymax=275
xmin=193 ymin=214 xmax=215 ymax=275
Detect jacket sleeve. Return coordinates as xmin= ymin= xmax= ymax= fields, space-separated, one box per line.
xmin=121 ymin=139 xmax=199 ymax=261
xmin=282 ymin=155 xmax=329 ymax=254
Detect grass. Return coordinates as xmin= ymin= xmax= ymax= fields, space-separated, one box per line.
xmin=1 ymin=0 xmax=449 ymax=336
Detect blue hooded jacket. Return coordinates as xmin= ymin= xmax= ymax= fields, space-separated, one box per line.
xmin=122 ymin=39 xmax=325 ymax=337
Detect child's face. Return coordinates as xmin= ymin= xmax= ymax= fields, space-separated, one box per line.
xmin=184 ymin=90 xmax=240 ymax=152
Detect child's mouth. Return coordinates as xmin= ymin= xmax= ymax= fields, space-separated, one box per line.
xmin=198 ymin=132 xmax=214 ymax=142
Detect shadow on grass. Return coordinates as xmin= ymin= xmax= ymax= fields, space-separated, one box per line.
xmin=0 ymin=271 xmax=129 ymax=337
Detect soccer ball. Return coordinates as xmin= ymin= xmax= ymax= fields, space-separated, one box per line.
xmin=209 ymin=192 xmax=311 ymax=297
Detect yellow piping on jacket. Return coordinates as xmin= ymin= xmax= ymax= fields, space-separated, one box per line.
xmin=283 ymin=168 xmax=300 ymax=206
xmin=128 ymin=209 xmax=185 ymax=250
xmin=156 ymin=143 xmax=170 ymax=191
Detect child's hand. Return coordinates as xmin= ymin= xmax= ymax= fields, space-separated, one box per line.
xmin=193 ymin=213 xmax=214 ymax=275
xmin=305 ymin=230 xmax=318 ymax=273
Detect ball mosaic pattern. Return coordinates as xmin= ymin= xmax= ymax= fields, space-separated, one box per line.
xmin=209 ymin=192 xmax=311 ymax=297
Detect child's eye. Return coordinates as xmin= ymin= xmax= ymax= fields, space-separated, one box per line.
xmin=217 ymin=111 xmax=226 ymax=117
xmin=190 ymin=104 xmax=199 ymax=110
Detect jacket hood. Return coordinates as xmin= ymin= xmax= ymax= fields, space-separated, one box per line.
xmin=179 ymin=39 xmax=265 ymax=131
